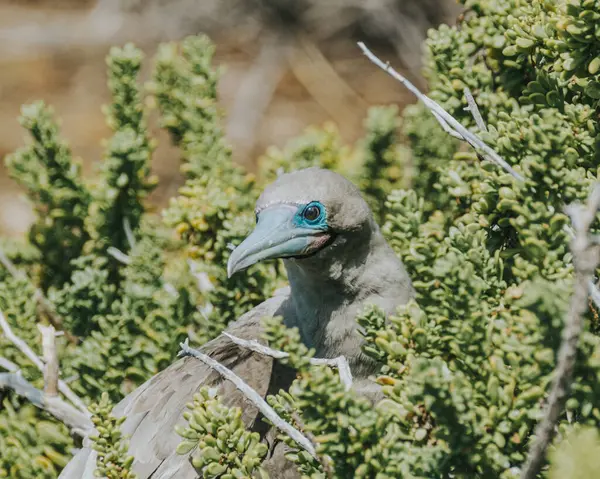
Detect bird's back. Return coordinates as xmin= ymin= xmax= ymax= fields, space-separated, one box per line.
xmin=59 ymin=291 xmax=289 ymax=479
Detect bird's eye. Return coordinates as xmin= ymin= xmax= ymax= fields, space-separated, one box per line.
xmin=303 ymin=204 xmax=321 ymax=222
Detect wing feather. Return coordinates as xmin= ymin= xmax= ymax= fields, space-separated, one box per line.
xmin=59 ymin=291 xmax=289 ymax=479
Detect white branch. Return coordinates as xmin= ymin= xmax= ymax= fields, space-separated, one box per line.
xmin=0 ymin=309 xmax=89 ymax=414
xmin=0 ymin=248 xmax=21 ymax=278
xmin=357 ymin=42 xmax=524 ymax=181
xmin=123 ymin=218 xmax=136 ymax=250
xmin=0 ymin=356 xmax=19 ymax=372
xmin=107 ymin=247 xmax=132 ymax=265
xmin=589 ymin=281 xmax=600 ymax=310
xmin=188 ymin=259 xmax=215 ymax=293
xmin=521 ymin=183 xmax=600 ymax=479
xmin=38 ymin=324 xmax=59 ymax=397
xmin=431 ymin=111 xmax=463 ymax=140
xmin=464 ymin=87 xmax=488 ymax=132
xmin=0 ymin=371 xmax=93 ymax=437
xmin=223 ymin=332 xmax=353 ymax=391
xmin=178 ymin=339 xmax=317 ymax=458
xmin=0 ymin=309 xmax=44 ymax=371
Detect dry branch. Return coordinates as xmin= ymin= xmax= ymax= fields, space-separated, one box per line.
xmin=463 ymin=87 xmax=488 ymax=132
xmin=0 ymin=356 xmax=18 ymax=372
xmin=0 ymin=308 xmax=89 ymax=414
xmin=107 ymin=246 xmax=132 ymax=265
xmin=179 ymin=338 xmax=317 ymax=458
xmin=123 ymin=218 xmax=136 ymax=250
xmin=0 ymin=369 xmax=93 ymax=437
xmin=520 ymin=184 xmax=600 ymax=479
xmin=357 ymin=42 xmax=524 ymax=181
xmin=38 ymin=324 xmax=59 ymax=397
xmin=223 ymin=332 xmax=353 ymax=391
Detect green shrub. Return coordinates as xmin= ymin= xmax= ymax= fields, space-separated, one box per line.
xmin=1 ymin=1 xmax=600 ymax=476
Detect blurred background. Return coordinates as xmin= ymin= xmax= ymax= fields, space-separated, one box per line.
xmin=0 ymin=0 xmax=460 ymax=237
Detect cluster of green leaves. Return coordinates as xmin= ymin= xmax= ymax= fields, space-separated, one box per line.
xmin=89 ymin=392 xmax=136 ymax=479
xmin=85 ymin=44 xmax=157 ymax=264
xmin=0 ymin=38 xmax=243 ymax=477
xmin=175 ymin=386 xmax=269 ymax=478
xmin=4 ymin=103 xmax=90 ymax=290
xmin=263 ymin=316 xmax=447 ymax=479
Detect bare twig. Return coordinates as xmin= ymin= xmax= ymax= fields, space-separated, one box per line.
xmin=0 ymin=309 xmax=43 ymax=371
xmin=123 ymin=218 xmax=136 ymax=250
xmin=520 ymin=184 xmax=600 ymax=479
xmin=589 ymin=281 xmax=600 ymax=310
xmin=223 ymin=332 xmax=353 ymax=391
xmin=107 ymin=247 xmax=132 ymax=265
xmin=0 ymin=356 xmax=18 ymax=372
xmin=0 ymin=308 xmax=89 ymax=414
xmin=0 ymin=372 xmax=93 ymax=437
xmin=178 ymin=339 xmax=317 ymax=458
xmin=431 ymin=111 xmax=463 ymax=140
xmin=291 ymin=411 xmax=334 ymax=478
xmin=357 ymin=42 xmax=524 ymax=181
xmin=463 ymin=87 xmax=488 ymax=132
xmin=0 ymin=372 xmax=43 ymax=406
xmin=38 ymin=324 xmax=59 ymax=397
xmin=311 ymin=357 xmax=353 ymax=391
xmin=0 ymin=248 xmax=21 ymax=278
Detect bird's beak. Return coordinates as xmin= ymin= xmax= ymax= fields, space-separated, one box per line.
xmin=227 ymin=205 xmax=322 ymax=277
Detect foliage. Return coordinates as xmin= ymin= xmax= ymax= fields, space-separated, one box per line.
xmin=89 ymin=392 xmax=136 ymax=478
xmin=4 ymin=102 xmax=90 ymax=290
xmin=548 ymin=427 xmax=600 ymax=479
xmin=175 ymin=386 xmax=269 ymax=478
xmin=85 ymin=43 xmax=157 ymax=264
xmin=359 ymin=105 xmax=408 ymax=222
xmin=2 ymin=1 xmax=600 ymax=476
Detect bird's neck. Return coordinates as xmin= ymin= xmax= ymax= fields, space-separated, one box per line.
xmin=283 ymin=227 xmax=410 ymax=351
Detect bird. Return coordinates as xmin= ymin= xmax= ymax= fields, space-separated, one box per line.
xmin=59 ymin=167 xmax=414 ymax=479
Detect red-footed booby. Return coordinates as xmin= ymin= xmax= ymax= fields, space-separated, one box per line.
xmin=59 ymin=167 xmax=414 ymax=479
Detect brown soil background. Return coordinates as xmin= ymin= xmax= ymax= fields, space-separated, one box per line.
xmin=0 ymin=0 xmax=460 ymax=237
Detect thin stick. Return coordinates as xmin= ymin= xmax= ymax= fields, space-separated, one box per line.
xmin=291 ymin=411 xmax=333 ymax=478
xmin=223 ymin=332 xmax=353 ymax=391
xmin=0 ymin=356 xmax=18 ymax=372
xmin=179 ymin=339 xmax=317 ymax=458
xmin=0 ymin=248 xmax=21 ymax=278
xmin=589 ymin=281 xmax=600 ymax=310
xmin=107 ymin=246 xmax=132 ymax=265
xmin=357 ymin=42 xmax=524 ymax=181
xmin=38 ymin=324 xmax=59 ymax=397
xmin=432 ymin=111 xmax=463 ymax=140
xmin=0 ymin=371 xmax=93 ymax=436
xmin=123 ymin=218 xmax=136 ymax=250
xmin=463 ymin=87 xmax=488 ymax=132
xmin=0 ymin=308 xmax=89 ymax=414
xmin=520 ymin=184 xmax=600 ymax=479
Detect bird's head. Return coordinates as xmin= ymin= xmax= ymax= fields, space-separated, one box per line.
xmin=227 ymin=167 xmax=375 ymax=278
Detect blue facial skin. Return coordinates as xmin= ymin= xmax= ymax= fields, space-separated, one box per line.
xmin=293 ymin=201 xmax=328 ymax=230
xmin=227 ymin=201 xmax=329 ymax=277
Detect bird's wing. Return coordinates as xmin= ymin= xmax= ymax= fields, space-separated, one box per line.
xmin=59 ymin=290 xmax=290 ymax=479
